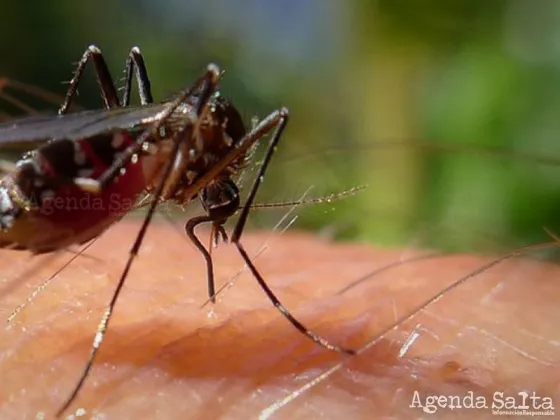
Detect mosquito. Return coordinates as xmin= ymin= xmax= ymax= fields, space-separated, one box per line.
xmin=0 ymin=45 xmax=356 ymax=416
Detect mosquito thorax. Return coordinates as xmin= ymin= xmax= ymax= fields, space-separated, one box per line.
xmin=197 ymin=93 xmax=246 ymax=154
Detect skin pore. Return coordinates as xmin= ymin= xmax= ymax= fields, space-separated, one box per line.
xmin=0 ymin=220 xmax=558 ymax=419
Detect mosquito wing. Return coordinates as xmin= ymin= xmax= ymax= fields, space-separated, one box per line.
xmin=0 ymin=102 xmax=177 ymax=148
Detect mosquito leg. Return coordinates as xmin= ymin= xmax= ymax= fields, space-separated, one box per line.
xmin=6 ymin=239 xmax=99 ymax=323
xmin=230 ymin=108 xmax=356 ymax=355
xmin=57 ymin=125 xmax=184 ymax=417
xmin=230 ymin=110 xmax=290 ymax=243
xmin=59 ymin=45 xmax=121 ymax=114
xmin=57 ymin=65 xmax=222 ymax=416
xmin=122 ymin=46 xmax=154 ymax=106
xmin=56 ymin=116 xmax=196 ymax=417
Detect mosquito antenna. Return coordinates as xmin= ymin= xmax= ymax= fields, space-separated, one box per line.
xmin=136 ymin=182 xmax=365 ymax=216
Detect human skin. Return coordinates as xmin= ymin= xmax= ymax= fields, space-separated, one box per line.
xmin=0 ymin=220 xmax=558 ymax=419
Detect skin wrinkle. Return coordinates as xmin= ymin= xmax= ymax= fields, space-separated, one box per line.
xmin=0 ymin=220 xmax=556 ymax=419
xmin=465 ymin=327 xmax=552 ymax=367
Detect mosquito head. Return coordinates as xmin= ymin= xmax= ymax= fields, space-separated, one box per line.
xmin=201 ymin=178 xmax=240 ymax=222
xmin=209 ymin=93 xmax=246 ymax=147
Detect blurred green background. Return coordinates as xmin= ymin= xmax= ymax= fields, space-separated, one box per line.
xmin=1 ymin=0 xmax=560 ymax=254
